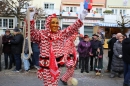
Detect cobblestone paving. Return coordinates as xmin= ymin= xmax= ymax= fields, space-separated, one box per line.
xmin=0 ymin=50 xmax=124 ymax=86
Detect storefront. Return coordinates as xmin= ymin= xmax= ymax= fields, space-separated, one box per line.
xmin=62 ymin=18 xmax=102 ymax=37
xmin=94 ymin=22 xmax=130 ymax=48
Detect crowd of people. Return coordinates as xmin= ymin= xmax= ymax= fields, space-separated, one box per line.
xmin=0 ymin=28 xmax=40 ymax=72
xmin=0 ymin=5 xmax=129 ymax=86
xmin=0 ymin=27 xmax=130 ymax=86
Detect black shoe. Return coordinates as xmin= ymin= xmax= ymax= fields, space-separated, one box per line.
xmin=60 ymin=79 xmax=67 ymax=85
xmin=81 ymin=71 xmax=84 ymax=73
xmin=110 ymin=74 xmax=115 ymax=78
xmin=86 ymin=71 xmax=89 ymax=73
xmin=123 ymin=83 xmax=128 ymax=86
xmin=90 ymin=68 xmax=93 ymax=71
xmin=4 ymin=67 xmax=7 ymax=69
xmin=8 ymin=66 xmax=12 ymax=69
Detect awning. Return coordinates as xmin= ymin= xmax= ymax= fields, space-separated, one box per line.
xmin=94 ymin=23 xmax=130 ymax=27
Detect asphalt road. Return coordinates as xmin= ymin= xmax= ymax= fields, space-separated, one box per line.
xmin=0 ymin=50 xmax=124 ymax=86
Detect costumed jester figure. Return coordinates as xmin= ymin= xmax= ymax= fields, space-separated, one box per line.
xmin=60 ymin=33 xmax=78 ymax=85
xmin=25 ymin=4 xmax=88 ymax=86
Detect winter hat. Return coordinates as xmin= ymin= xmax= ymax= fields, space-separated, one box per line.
xmin=84 ymin=35 xmax=89 ymax=38
xmin=5 ymin=29 xmax=10 ymax=33
xmin=13 ymin=28 xmax=20 ymax=32
xmin=92 ymin=34 xmax=99 ymax=37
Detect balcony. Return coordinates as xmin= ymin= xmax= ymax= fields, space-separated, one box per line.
xmin=61 ymin=12 xmax=103 ymax=18
xmin=44 ymin=9 xmax=60 ymax=15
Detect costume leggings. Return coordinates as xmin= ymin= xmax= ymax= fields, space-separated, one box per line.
xmin=37 ymin=68 xmax=60 ymax=86
xmin=61 ymin=67 xmax=75 ymax=82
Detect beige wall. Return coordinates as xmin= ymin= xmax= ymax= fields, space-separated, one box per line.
xmin=107 ymin=0 xmax=130 ymax=7
xmin=31 ymin=0 xmax=61 ymax=9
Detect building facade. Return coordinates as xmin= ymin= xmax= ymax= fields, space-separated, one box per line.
xmin=61 ymin=0 xmax=104 ymax=36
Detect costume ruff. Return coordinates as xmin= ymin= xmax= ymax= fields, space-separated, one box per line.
xmin=28 ymin=14 xmax=83 ymax=86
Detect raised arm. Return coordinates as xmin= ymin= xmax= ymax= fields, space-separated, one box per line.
xmin=25 ymin=6 xmax=41 ymax=43
xmin=62 ymin=2 xmax=88 ymax=39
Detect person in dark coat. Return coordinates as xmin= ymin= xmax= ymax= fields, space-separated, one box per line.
xmin=9 ymin=28 xmax=23 ymax=72
xmin=78 ymin=35 xmax=92 ymax=73
xmin=106 ymin=33 xmax=122 ymax=72
xmin=0 ymin=35 xmax=2 ymax=71
xmin=90 ymin=34 xmax=103 ymax=72
xmin=2 ymin=30 xmax=13 ymax=69
xmin=110 ymin=36 xmax=124 ymax=78
xmin=122 ymin=34 xmax=130 ymax=86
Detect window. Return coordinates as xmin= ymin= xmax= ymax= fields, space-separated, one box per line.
xmin=74 ymin=7 xmax=77 ymax=12
xmin=112 ymin=9 xmax=117 ymax=14
xmin=66 ymin=7 xmax=77 ymax=12
xmin=0 ymin=18 xmax=14 ymax=29
xmin=66 ymin=7 xmax=69 ymax=12
xmin=36 ymin=20 xmax=40 ymax=29
xmin=70 ymin=7 xmax=73 ymax=12
xmin=120 ymin=10 xmax=122 ymax=13
xmin=36 ymin=20 xmax=45 ymax=30
xmin=96 ymin=8 xmax=102 ymax=13
xmin=50 ymin=4 xmax=54 ymax=9
xmin=9 ymin=19 xmax=13 ymax=28
xmin=123 ymin=10 xmax=126 ymax=15
xmin=3 ymin=19 xmax=8 ymax=27
xmin=41 ymin=20 xmax=45 ymax=29
xmin=44 ymin=3 xmax=54 ymax=10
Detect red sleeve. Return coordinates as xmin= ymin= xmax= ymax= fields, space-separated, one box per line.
xmin=61 ymin=19 xmax=83 ymax=39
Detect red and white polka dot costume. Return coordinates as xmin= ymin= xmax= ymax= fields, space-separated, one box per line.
xmin=61 ymin=34 xmax=78 ymax=83
xmin=28 ymin=14 xmax=83 ymax=86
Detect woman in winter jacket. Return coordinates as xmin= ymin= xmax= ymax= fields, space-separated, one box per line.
xmin=78 ymin=35 xmax=92 ymax=73
xmin=110 ymin=36 xmax=124 ymax=78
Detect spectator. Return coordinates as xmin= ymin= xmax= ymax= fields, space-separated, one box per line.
xmin=90 ymin=34 xmax=103 ymax=72
xmin=106 ymin=33 xmax=122 ymax=72
xmin=97 ymin=29 xmax=105 ymax=45
xmin=78 ymin=35 xmax=92 ymax=73
xmin=9 ymin=28 xmax=23 ymax=72
xmin=110 ymin=36 xmax=124 ymax=78
xmin=32 ymin=42 xmax=40 ymax=69
xmin=2 ymin=30 xmax=13 ymax=69
xmin=0 ymin=35 xmax=2 ymax=71
xmin=74 ymin=34 xmax=80 ymax=69
xmin=122 ymin=34 xmax=130 ymax=86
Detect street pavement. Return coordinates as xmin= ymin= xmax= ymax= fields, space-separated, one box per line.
xmin=0 ymin=49 xmax=124 ymax=86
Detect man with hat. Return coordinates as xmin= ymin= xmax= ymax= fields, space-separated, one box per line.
xmin=2 ymin=29 xmax=13 ymax=69
xmin=90 ymin=34 xmax=103 ymax=73
xmin=8 ymin=28 xmax=23 ymax=72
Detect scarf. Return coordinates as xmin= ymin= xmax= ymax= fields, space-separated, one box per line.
xmin=49 ymin=40 xmax=59 ymax=82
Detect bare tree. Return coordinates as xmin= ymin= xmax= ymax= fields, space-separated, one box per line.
xmin=117 ymin=12 xmax=130 ymax=33
xmin=0 ymin=0 xmax=32 ymax=28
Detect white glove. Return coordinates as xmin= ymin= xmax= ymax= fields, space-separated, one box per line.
xmin=27 ymin=6 xmax=35 ymax=21
xmin=79 ymin=9 xmax=88 ymax=21
xmin=78 ymin=2 xmax=88 ymax=21
xmin=119 ymin=55 xmax=122 ymax=58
